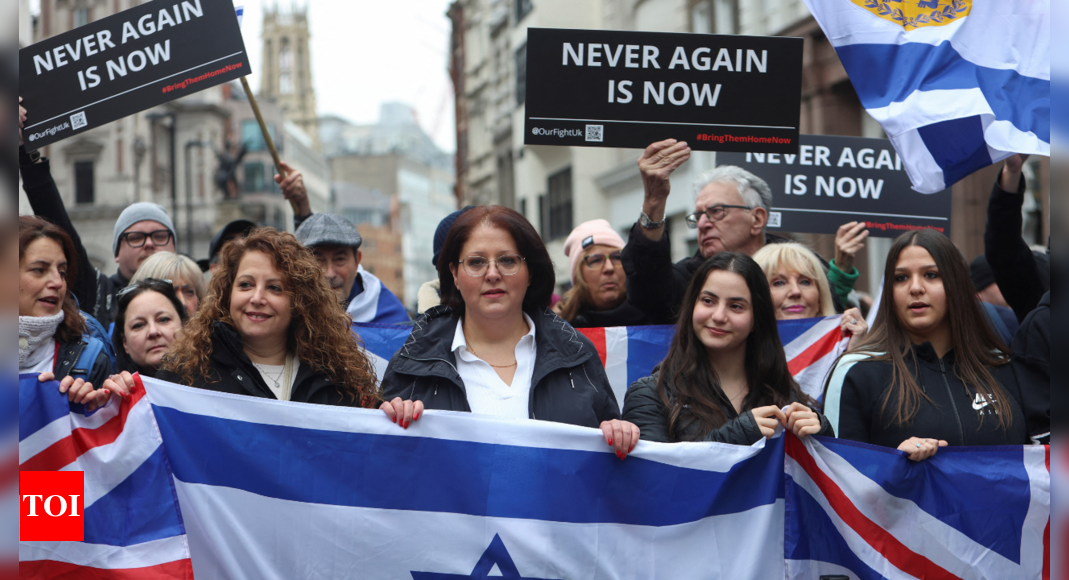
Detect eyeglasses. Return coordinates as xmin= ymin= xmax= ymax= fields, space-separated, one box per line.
xmin=583 ymin=251 xmax=622 ymax=269
xmin=685 ymin=205 xmax=752 ymax=229
xmin=457 ymin=254 xmax=526 ymax=277
xmin=120 ymin=229 xmax=173 ymax=248
xmin=116 ymin=278 xmax=174 ymax=300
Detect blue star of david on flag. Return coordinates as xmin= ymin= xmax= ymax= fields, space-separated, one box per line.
xmin=411 ymin=535 xmax=561 ymax=580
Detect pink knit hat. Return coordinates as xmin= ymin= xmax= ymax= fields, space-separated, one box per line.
xmin=563 ymin=219 xmax=626 ymax=285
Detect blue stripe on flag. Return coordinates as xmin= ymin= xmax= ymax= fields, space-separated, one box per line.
xmin=624 ymin=326 xmax=671 ymax=388
xmin=84 ymin=446 xmax=187 ymax=546
xmin=784 ymin=474 xmax=889 ymax=580
xmin=353 ymin=322 xmax=411 ymax=362
xmin=837 ymin=42 xmax=1050 ymax=142
xmin=19 ymin=374 xmax=69 ymax=442
xmin=153 ymin=405 xmax=784 ymax=526
xmin=917 ymin=115 xmax=994 ymax=187
xmin=776 ymin=317 xmax=821 ymax=346
xmin=822 ymin=438 xmax=1030 ymax=564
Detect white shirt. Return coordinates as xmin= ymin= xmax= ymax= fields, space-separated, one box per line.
xmin=452 ymin=313 xmax=537 ymax=420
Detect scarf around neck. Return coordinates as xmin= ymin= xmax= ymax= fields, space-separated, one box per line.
xmin=19 ymin=311 xmax=65 ymax=370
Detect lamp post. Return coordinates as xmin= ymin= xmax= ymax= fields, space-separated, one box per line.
xmin=145 ymin=111 xmax=177 ymax=218
xmin=185 ymin=140 xmax=212 ymax=257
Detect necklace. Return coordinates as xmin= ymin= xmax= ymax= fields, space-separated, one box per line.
xmin=254 ymin=362 xmax=285 ymax=388
xmin=466 ymin=344 xmax=518 ymax=369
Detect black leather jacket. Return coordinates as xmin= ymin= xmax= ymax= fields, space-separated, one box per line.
xmin=381 ymin=305 xmax=620 ymax=428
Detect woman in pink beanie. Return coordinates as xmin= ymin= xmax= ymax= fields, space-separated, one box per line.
xmin=557 ymin=220 xmax=650 ymax=328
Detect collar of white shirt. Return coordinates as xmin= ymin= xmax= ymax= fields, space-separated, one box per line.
xmin=453 ymin=312 xmax=537 ymax=362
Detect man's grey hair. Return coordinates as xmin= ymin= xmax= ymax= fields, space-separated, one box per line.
xmin=693 ymin=165 xmax=773 ymax=214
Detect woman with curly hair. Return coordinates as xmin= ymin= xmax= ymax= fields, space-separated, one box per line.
xmin=154 ymin=227 xmax=379 ymax=407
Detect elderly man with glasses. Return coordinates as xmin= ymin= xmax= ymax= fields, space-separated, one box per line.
xmin=621 ymin=139 xmax=843 ymax=325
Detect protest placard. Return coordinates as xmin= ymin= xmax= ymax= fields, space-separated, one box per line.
xmin=522 ymin=28 xmax=802 ymax=153
xmin=717 ymin=135 xmax=953 ymax=237
xmin=19 ymin=0 xmax=249 ymax=148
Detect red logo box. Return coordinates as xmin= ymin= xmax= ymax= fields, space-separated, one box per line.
xmin=20 ymin=471 xmax=84 ymax=541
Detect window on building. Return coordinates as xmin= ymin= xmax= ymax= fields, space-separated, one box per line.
xmin=74 ymin=161 xmax=94 ymax=204
xmin=515 ymin=0 xmax=533 ymax=23
xmin=713 ymin=0 xmax=738 ymax=34
xmin=546 ymin=168 xmax=572 ymax=240
xmin=241 ymin=120 xmax=278 ymax=152
xmin=515 ymin=44 xmax=527 ymax=106
xmin=519 ymin=198 xmax=527 ymax=219
xmin=279 ymin=44 xmax=294 ymax=94
xmin=74 ymin=8 xmax=90 ymax=28
xmin=243 ymin=162 xmax=266 ymax=192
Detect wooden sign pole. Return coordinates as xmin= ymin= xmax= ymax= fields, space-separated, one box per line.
xmin=240 ymin=76 xmax=298 ymax=213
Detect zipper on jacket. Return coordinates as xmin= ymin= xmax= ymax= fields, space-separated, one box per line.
xmin=938 ymin=358 xmax=966 ymax=446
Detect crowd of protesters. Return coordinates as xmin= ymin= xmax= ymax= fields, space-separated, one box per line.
xmin=18 ymin=99 xmax=1050 ymax=466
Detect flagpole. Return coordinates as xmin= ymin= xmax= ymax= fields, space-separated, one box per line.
xmin=239 ymin=76 xmax=298 ymax=213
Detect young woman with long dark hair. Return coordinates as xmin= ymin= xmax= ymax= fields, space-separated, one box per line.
xmin=623 ymin=253 xmax=833 ymax=444
xmin=823 ymin=230 xmax=1032 ymax=461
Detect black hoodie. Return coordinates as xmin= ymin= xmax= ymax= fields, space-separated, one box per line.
xmin=824 ymin=343 xmax=1030 ymax=449
xmin=1012 ymin=292 xmax=1050 ymax=444
xmin=380 ymin=305 xmax=620 ymax=428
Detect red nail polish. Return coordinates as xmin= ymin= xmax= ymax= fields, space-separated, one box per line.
xmin=608 ymin=438 xmax=613 ymax=446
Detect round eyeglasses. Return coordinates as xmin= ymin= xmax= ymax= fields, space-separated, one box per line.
xmin=684 ymin=205 xmax=752 ymax=229
xmin=457 ymin=255 xmax=526 ymax=277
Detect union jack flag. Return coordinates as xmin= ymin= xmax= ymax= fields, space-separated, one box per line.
xmin=18 ymin=374 xmax=192 ymax=578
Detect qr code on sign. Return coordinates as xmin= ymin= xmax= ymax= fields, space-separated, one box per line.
xmin=585 ymin=125 xmax=603 ymax=142
xmin=768 ymin=212 xmax=782 ymax=228
xmin=70 ymin=111 xmax=88 ymax=131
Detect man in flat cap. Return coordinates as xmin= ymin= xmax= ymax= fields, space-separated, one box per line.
xmin=295 ymin=213 xmax=409 ymax=324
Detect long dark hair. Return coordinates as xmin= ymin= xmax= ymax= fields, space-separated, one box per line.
xmin=437 ymin=206 xmax=555 ymax=317
xmin=844 ymin=230 xmax=1013 ymax=429
xmin=112 ymin=279 xmax=189 ymax=374
xmin=19 ymin=216 xmax=86 ymax=344
xmin=657 ymin=252 xmax=804 ymax=441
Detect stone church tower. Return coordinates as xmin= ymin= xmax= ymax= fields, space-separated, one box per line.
xmin=260 ymin=5 xmax=320 ymax=150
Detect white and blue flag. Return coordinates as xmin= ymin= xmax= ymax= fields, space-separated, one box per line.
xmin=800 ymin=0 xmax=1049 ymax=193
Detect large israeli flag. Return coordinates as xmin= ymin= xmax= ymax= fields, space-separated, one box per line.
xmin=143 ymin=376 xmax=786 ymax=580
xmin=801 ymin=0 xmax=1049 ymax=193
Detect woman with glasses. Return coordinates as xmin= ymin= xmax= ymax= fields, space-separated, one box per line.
xmin=380 ymin=206 xmax=641 ymax=460
xmin=155 ymin=228 xmax=380 ymax=408
xmin=555 ymin=220 xmax=650 ymax=328
xmin=130 ymin=252 xmax=205 ymax=316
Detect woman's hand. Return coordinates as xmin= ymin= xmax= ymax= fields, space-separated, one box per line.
xmin=380 ymin=397 xmax=424 ymax=429
xmin=783 ymin=402 xmax=822 ymax=438
xmin=840 ymin=307 xmax=869 ymax=351
xmin=102 ymin=372 xmax=136 ymax=398
xmin=897 ymin=437 xmax=948 ymax=461
xmin=39 ymin=372 xmax=112 ymax=412
xmin=600 ymin=419 xmax=640 ymax=460
xmin=750 ymin=406 xmax=787 ymax=439
xmin=834 ymin=221 xmax=869 ymax=274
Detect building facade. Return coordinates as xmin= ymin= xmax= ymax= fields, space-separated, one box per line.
xmin=259 ymin=5 xmax=320 ymax=152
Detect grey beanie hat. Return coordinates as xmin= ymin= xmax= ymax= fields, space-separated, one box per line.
xmin=112 ymin=202 xmax=177 ymax=256
xmin=294 ymin=213 xmax=363 ymax=250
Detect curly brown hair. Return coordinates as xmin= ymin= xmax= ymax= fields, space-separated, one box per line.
xmin=159 ymin=227 xmax=380 ymax=405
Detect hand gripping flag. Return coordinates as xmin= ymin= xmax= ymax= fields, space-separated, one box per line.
xmin=142 ymin=376 xmax=788 ymax=579
xmin=799 ymin=0 xmax=1050 ymax=193
xmin=18 ymin=374 xmax=193 ymax=578
xmin=355 ymin=315 xmax=849 ymax=408
xmin=784 ymin=433 xmax=1050 ymax=579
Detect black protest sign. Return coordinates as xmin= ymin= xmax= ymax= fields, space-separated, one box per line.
xmin=20 ymin=0 xmax=249 ymax=148
xmin=717 ymin=135 xmax=952 ymax=238
xmin=522 ymin=28 xmax=802 ymax=153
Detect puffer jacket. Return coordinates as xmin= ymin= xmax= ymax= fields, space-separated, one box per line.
xmin=624 ymin=372 xmax=833 ymax=445
xmin=380 ymin=305 xmax=620 ymax=428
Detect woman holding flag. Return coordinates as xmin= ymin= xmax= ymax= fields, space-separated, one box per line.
xmin=823 ymin=230 xmax=1032 ymax=461
xmin=379 ymin=206 xmax=641 ymax=460
xmin=623 ymin=253 xmax=833 ymax=444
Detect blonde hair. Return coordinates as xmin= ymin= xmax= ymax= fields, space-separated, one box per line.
xmin=131 ymin=252 xmax=206 ymax=302
xmin=752 ymin=242 xmax=835 ymax=317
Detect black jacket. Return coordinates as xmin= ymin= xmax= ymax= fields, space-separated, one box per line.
xmin=984 ymin=174 xmax=1050 ymax=323
xmin=20 ymin=149 xmax=120 ymax=329
xmin=55 ymin=338 xmax=113 ymax=389
xmin=154 ymin=322 xmax=366 ymax=407
xmin=826 ymin=343 xmax=1030 ymax=449
xmin=623 ymin=372 xmax=833 ymax=445
xmin=1012 ymin=292 xmax=1049 ymax=443
xmin=570 ymin=300 xmax=651 ymax=328
xmin=381 ymin=305 xmax=620 ymax=428
xmin=621 ymin=224 xmax=839 ymax=324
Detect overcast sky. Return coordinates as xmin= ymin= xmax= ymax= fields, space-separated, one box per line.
xmin=27 ymin=0 xmax=458 ymax=153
